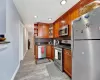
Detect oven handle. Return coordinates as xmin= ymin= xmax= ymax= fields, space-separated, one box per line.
xmin=54 ymin=47 xmax=62 ymax=50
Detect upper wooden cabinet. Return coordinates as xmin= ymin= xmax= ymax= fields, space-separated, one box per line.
xmin=79 ymin=0 xmax=94 ymax=8
xmin=53 ymin=21 xmax=60 ymax=38
xmin=49 ymin=24 xmax=54 ymax=38
xmin=52 ymin=0 xmax=94 ymax=38
xmin=34 ymin=24 xmax=38 ymax=37
xmin=38 ymin=23 xmax=49 ymax=38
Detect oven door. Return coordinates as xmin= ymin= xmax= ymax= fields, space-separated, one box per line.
xmin=54 ymin=48 xmax=62 ymax=66
xmin=54 ymin=48 xmax=63 ymax=71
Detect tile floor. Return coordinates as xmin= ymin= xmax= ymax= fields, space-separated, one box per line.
xmin=14 ymin=49 xmax=71 ymax=80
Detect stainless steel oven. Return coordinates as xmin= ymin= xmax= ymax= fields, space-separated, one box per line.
xmin=54 ymin=47 xmax=63 ymax=71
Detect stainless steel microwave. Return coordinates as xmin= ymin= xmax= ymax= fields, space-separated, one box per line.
xmin=59 ymin=25 xmax=68 ymax=36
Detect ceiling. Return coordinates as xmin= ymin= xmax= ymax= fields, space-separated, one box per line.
xmin=13 ymin=0 xmax=80 ymax=24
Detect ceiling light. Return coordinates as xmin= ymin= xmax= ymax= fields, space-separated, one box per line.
xmin=48 ymin=18 xmax=52 ymax=21
xmin=34 ymin=16 xmax=38 ymax=18
xmin=60 ymin=0 xmax=67 ymax=5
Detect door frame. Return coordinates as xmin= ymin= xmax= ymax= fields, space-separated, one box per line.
xmin=19 ymin=21 xmax=24 ymax=61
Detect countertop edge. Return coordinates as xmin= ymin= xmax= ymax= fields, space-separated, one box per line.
xmin=35 ymin=44 xmax=71 ymax=50
xmin=0 ymin=41 xmax=10 ymax=44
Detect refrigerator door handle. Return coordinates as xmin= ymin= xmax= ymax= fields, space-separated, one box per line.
xmin=71 ymin=24 xmax=74 ymax=57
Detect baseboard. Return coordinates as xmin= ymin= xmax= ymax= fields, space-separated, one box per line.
xmin=10 ymin=63 xmax=20 ymax=80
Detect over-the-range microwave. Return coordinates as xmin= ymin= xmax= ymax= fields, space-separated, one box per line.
xmin=59 ymin=25 xmax=68 ymax=36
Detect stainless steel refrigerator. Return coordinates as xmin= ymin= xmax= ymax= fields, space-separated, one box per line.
xmin=72 ymin=7 xmax=100 ymax=80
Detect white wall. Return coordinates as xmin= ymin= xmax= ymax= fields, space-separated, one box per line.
xmin=0 ymin=0 xmax=23 ymax=80
xmin=0 ymin=0 xmax=6 ymax=34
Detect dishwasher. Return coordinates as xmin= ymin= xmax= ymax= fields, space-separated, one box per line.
xmin=38 ymin=46 xmax=46 ymax=59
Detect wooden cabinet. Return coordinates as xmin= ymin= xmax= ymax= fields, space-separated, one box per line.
xmin=53 ymin=21 xmax=60 ymax=38
xmin=34 ymin=45 xmax=36 ymax=56
xmin=64 ymin=49 xmax=72 ymax=78
xmin=53 ymin=0 xmax=94 ymax=38
xmin=46 ymin=45 xmax=54 ymax=60
xmin=46 ymin=45 xmax=52 ymax=59
xmin=34 ymin=24 xmax=38 ymax=37
xmin=34 ymin=45 xmax=38 ymax=60
xmin=38 ymin=23 xmax=49 ymax=38
xmin=51 ymin=46 xmax=55 ymax=60
xmin=49 ymin=24 xmax=54 ymax=38
xmin=79 ymin=0 xmax=94 ymax=8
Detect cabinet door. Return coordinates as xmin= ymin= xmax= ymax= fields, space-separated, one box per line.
xmin=54 ymin=21 xmax=59 ymax=38
xmin=79 ymin=0 xmax=93 ymax=7
xmin=43 ymin=24 xmax=49 ymax=38
xmin=34 ymin=45 xmax=36 ymax=55
xmin=64 ymin=51 xmax=70 ymax=72
xmin=49 ymin=26 xmax=53 ymax=38
xmin=35 ymin=45 xmax=38 ymax=59
xmin=68 ymin=13 xmax=71 ymax=24
xmin=46 ymin=45 xmax=52 ymax=59
xmin=38 ymin=24 xmax=43 ymax=38
xmin=70 ymin=12 xmax=74 ymax=22
xmin=74 ymin=9 xmax=79 ymax=19
xmin=51 ymin=46 xmax=54 ymax=60
xmin=38 ymin=24 xmax=49 ymax=38
xmin=68 ymin=55 xmax=72 ymax=75
xmin=64 ymin=49 xmax=72 ymax=77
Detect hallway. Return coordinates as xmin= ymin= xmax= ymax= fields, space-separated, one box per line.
xmin=14 ymin=49 xmax=71 ymax=80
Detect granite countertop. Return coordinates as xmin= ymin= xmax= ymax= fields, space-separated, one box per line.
xmin=35 ymin=43 xmax=71 ymax=50
xmin=35 ymin=44 xmax=54 ymax=46
xmin=35 ymin=42 xmax=53 ymax=46
xmin=0 ymin=41 xmax=10 ymax=44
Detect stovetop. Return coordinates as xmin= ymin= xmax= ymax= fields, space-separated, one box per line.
xmin=55 ymin=45 xmax=71 ymax=50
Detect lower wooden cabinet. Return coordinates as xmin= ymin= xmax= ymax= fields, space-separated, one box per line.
xmin=46 ymin=45 xmax=52 ymax=59
xmin=46 ymin=45 xmax=55 ymax=60
xmin=34 ymin=45 xmax=38 ymax=59
xmin=64 ymin=49 xmax=72 ymax=78
xmin=51 ymin=46 xmax=55 ymax=60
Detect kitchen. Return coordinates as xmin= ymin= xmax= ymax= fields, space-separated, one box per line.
xmin=34 ymin=0 xmax=100 ymax=80
xmin=1 ymin=0 xmax=100 ymax=80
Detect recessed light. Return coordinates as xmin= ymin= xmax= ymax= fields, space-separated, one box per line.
xmin=34 ymin=16 xmax=38 ymax=18
xmin=48 ymin=18 xmax=52 ymax=21
xmin=60 ymin=0 xmax=67 ymax=5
